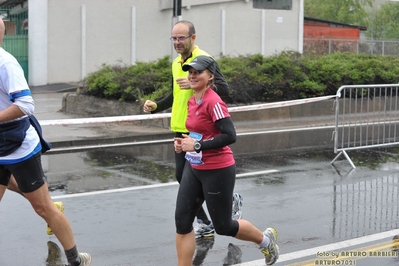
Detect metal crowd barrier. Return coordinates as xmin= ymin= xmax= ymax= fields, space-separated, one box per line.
xmin=331 ymin=84 xmax=399 ymax=168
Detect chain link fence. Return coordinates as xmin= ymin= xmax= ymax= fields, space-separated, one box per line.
xmin=0 ymin=7 xmax=28 ymax=80
xmin=304 ymin=38 xmax=399 ymax=56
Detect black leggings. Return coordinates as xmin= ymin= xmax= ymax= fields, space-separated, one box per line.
xmin=175 ymin=163 xmax=239 ymax=236
xmin=175 ymin=139 xmax=210 ymax=224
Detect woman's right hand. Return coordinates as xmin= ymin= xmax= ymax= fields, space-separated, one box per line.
xmin=174 ymin=137 xmax=183 ymax=154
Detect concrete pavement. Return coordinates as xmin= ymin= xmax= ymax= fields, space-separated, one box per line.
xmin=31 ymin=83 xmax=173 ymax=150
xmin=30 ymin=82 xmax=83 ymax=94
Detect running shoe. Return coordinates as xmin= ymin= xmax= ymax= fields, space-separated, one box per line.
xmin=78 ymin=252 xmax=92 ymax=266
xmin=260 ymin=227 xmax=279 ymax=265
xmin=47 ymin=201 xmax=65 ymax=235
xmin=194 ymin=219 xmax=215 ymax=239
xmin=232 ymin=193 xmax=243 ymax=220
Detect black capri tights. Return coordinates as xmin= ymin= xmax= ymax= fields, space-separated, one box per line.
xmin=175 ymin=163 xmax=239 ymax=237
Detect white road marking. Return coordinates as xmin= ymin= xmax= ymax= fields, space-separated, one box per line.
xmin=233 ymin=229 xmax=399 ymax=265
xmin=238 ymin=170 xmax=279 ymax=177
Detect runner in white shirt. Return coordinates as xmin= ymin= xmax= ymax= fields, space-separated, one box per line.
xmin=0 ymin=18 xmax=92 ymax=266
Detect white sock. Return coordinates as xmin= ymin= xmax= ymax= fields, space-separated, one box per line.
xmin=259 ymin=234 xmax=270 ymax=249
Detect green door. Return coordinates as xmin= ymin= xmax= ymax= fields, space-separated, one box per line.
xmin=1 ymin=7 xmax=29 ymax=82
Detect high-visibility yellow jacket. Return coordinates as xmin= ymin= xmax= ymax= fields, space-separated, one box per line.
xmin=153 ymin=45 xmax=228 ymax=133
xmin=170 ymin=46 xmax=212 ymax=133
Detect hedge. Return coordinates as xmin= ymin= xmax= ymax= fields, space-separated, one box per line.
xmin=82 ymin=51 xmax=399 ymax=104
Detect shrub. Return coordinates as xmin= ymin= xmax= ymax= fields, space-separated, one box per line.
xmin=83 ymin=52 xmax=399 ymax=104
xmin=84 ymin=56 xmax=171 ymax=102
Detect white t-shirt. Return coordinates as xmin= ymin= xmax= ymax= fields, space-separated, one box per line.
xmin=0 ymin=47 xmax=40 ymax=164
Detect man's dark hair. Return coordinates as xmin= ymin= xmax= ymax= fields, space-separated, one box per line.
xmin=174 ymin=20 xmax=196 ymax=35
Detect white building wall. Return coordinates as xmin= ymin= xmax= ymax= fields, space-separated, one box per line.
xmin=47 ymin=0 xmax=84 ymax=84
xmin=30 ymin=0 xmax=301 ymax=85
xmin=28 ymin=0 xmax=47 ymax=86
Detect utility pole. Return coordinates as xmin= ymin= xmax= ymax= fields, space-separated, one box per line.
xmin=173 ymin=0 xmax=182 ymax=17
xmin=171 ymin=0 xmax=182 ymax=61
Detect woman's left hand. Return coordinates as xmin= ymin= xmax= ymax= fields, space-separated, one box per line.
xmin=181 ymin=134 xmax=195 ymax=152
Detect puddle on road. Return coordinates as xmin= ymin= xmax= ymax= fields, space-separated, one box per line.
xmin=85 ymin=149 xmax=176 ymax=183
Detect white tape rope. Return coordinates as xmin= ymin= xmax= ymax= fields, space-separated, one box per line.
xmin=40 ymin=95 xmax=336 ymax=126
xmin=227 ymin=95 xmax=335 ymax=112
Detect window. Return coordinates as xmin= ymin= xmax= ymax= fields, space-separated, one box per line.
xmin=253 ymin=0 xmax=292 ymax=10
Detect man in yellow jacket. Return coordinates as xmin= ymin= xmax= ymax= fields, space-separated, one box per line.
xmin=143 ymin=20 xmax=243 ymax=239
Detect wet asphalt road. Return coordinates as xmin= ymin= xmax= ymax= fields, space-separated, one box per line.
xmin=1 ymin=92 xmax=399 ymax=265
xmin=1 ymin=147 xmax=399 ymax=266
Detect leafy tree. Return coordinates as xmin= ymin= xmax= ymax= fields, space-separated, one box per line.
xmin=304 ymin=0 xmax=373 ymax=26
xmin=370 ymin=2 xmax=399 ymax=39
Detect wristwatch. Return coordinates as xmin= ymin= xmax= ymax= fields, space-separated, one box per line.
xmin=194 ymin=140 xmax=201 ymax=153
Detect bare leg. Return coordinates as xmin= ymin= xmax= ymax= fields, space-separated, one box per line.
xmin=24 ymin=183 xmax=76 ymax=250
xmin=176 ymin=230 xmax=196 ymax=266
xmin=7 ymin=175 xmax=24 ymax=197
xmin=0 ymin=184 xmax=6 ymax=201
xmin=234 ymin=220 xmax=264 ymax=244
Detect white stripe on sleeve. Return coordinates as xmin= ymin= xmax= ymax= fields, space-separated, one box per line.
xmin=213 ymin=102 xmax=225 ymax=120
